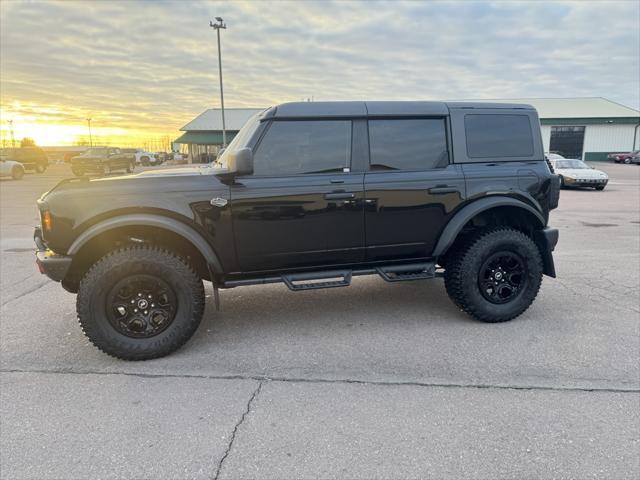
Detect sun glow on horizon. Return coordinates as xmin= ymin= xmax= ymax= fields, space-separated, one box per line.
xmin=0 ymin=102 xmax=177 ymax=148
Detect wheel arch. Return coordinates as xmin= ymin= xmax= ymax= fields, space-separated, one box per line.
xmin=433 ymin=197 xmax=545 ymax=258
xmin=63 ymin=214 xmax=222 ymax=292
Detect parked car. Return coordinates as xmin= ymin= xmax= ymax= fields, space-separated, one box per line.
xmin=34 ymin=101 xmax=559 ymax=360
xmin=607 ymin=150 xmax=640 ymax=164
xmin=0 ymin=158 xmax=25 ymax=180
xmin=70 ymin=147 xmax=135 ymax=176
xmin=135 ymin=150 xmax=161 ymax=166
xmin=550 ymin=156 xmax=609 ymax=190
xmin=0 ymin=146 xmax=48 ymax=173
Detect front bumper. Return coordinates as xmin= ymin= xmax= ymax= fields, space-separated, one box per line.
xmin=34 ymin=227 xmax=72 ymax=282
xmin=535 ymin=227 xmax=559 ymax=278
xmin=563 ymin=176 xmax=608 ymax=187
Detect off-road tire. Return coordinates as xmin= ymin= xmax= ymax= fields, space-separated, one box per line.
xmin=11 ymin=166 xmax=24 ymax=180
xmin=77 ymin=246 xmax=205 ymax=360
xmin=35 ymin=163 xmax=46 ymax=173
xmin=444 ymin=227 xmax=543 ymax=323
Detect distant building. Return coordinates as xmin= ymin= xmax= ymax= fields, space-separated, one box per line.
xmin=485 ymin=98 xmax=639 ymax=160
xmin=174 ymin=108 xmax=263 ymax=163
xmin=176 ymin=98 xmax=639 ymax=163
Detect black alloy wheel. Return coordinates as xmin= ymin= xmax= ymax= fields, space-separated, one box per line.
xmin=106 ymin=275 xmax=177 ymax=338
xmin=477 ymin=252 xmax=526 ymax=305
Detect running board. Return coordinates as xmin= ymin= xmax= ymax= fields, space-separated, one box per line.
xmin=376 ymin=262 xmax=435 ymax=282
xmin=282 ymin=270 xmax=352 ymax=291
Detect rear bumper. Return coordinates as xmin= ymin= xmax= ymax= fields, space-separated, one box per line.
xmin=34 ymin=227 xmax=72 ymax=282
xmin=535 ymin=227 xmax=559 ymax=278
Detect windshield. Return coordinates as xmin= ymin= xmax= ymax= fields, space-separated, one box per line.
xmin=555 ymin=159 xmax=590 ymax=169
xmin=548 ymin=153 xmax=565 ymax=160
xmin=82 ymin=148 xmax=108 ymax=156
xmin=214 ymin=113 xmax=261 ymax=169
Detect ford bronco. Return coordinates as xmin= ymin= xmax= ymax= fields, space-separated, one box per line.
xmin=34 ymin=101 xmax=560 ymax=360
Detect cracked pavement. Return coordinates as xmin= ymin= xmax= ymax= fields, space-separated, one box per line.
xmin=1 ymin=164 xmax=639 ymax=479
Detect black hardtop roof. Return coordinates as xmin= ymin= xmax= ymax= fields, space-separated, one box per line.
xmin=266 ymin=101 xmax=535 ymax=118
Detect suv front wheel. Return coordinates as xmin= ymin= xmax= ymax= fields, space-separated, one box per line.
xmin=444 ymin=227 xmax=543 ymax=323
xmin=77 ymin=246 xmax=205 ymax=360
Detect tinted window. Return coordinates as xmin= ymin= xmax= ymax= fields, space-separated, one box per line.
xmin=368 ymin=119 xmax=448 ymax=171
xmin=253 ymin=120 xmax=351 ymax=175
xmin=465 ymin=114 xmax=534 ymax=158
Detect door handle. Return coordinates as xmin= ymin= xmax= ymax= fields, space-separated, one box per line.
xmin=324 ymin=192 xmax=355 ymax=200
xmin=330 ymin=178 xmax=344 ymax=184
xmin=428 ymin=186 xmax=458 ymax=195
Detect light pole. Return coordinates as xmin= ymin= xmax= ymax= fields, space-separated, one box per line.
xmin=9 ymin=119 xmax=15 ymax=147
xmin=210 ymin=17 xmax=227 ymax=147
xmin=86 ymin=118 xmax=93 ymax=147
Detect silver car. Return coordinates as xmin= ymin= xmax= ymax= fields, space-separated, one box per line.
xmin=549 ymin=154 xmax=609 ymax=190
xmin=0 ymin=158 xmax=25 ymax=180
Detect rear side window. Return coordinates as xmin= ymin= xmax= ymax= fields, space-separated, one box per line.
xmin=253 ymin=120 xmax=351 ymax=176
xmin=465 ymin=114 xmax=534 ymax=158
xmin=368 ymin=119 xmax=448 ymax=171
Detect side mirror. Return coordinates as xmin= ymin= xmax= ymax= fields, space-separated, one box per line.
xmin=227 ymin=147 xmax=253 ymax=175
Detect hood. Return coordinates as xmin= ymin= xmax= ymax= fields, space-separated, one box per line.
xmin=92 ymin=165 xmax=216 ymax=182
xmin=556 ymin=168 xmax=608 ymax=179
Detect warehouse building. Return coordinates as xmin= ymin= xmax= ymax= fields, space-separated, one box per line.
xmin=176 ymin=98 xmax=639 ymax=163
xmin=174 ymin=108 xmax=262 ymax=163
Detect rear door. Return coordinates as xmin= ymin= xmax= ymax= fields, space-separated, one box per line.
xmin=363 ymin=117 xmax=465 ymax=261
xmin=230 ymin=119 xmax=366 ymax=272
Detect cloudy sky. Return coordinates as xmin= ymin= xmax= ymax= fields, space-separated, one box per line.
xmin=1 ymin=0 xmax=638 ymax=146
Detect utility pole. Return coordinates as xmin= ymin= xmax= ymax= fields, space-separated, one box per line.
xmin=9 ymin=119 xmax=15 ymax=147
xmin=86 ymin=118 xmax=93 ymax=147
xmin=210 ymin=17 xmax=227 ymax=147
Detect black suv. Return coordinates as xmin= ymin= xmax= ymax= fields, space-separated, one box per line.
xmin=34 ymin=101 xmax=560 ymax=360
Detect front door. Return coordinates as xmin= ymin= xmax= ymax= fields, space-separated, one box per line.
xmin=230 ymin=119 xmax=366 ymax=272
xmin=364 ymin=118 xmax=466 ymax=261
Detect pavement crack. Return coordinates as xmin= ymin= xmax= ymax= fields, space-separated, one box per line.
xmin=1 ymin=280 xmax=50 ymax=307
xmin=1 ymin=368 xmax=638 ymax=394
xmin=213 ymin=380 xmax=263 ymax=480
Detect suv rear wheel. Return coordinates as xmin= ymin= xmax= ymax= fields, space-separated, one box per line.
xmin=35 ymin=163 xmax=46 ymax=173
xmin=444 ymin=227 xmax=543 ymax=323
xmin=77 ymin=246 xmax=205 ymax=360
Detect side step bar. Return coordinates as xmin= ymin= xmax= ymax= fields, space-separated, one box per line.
xmin=376 ymin=262 xmax=435 ymax=282
xmin=223 ymin=262 xmax=439 ymax=291
xmin=282 ymin=270 xmax=352 ymax=291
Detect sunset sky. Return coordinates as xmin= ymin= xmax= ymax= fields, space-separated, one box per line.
xmin=1 ymin=0 xmax=639 ymax=147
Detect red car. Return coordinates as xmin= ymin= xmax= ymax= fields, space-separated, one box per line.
xmin=608 ymin=150 xmax=640 ymax=164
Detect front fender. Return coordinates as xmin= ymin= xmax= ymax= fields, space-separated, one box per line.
xmin=67 ymin=213 xmax=222 ymax=273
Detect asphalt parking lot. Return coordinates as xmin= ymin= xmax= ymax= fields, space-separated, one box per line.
xmin=1 ymin=162 xmax=639 ymax=479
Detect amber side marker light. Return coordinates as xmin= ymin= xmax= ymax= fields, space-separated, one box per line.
xmin=42 ymin=210 xmax=53 ymax=232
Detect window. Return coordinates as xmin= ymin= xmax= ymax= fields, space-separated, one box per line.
xmin=465 ymin=114 xmax=534 ymax=158
xmin=253 ymin=120 xmax=351 ymax=176
xmin=368 ymin=119 xmax=448 ymax=171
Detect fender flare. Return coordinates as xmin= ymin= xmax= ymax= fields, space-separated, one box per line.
xmin=67 ymin=214 xmax=223 ymax=273
xmin=432 ymin=196 xmax=545 ymax=257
